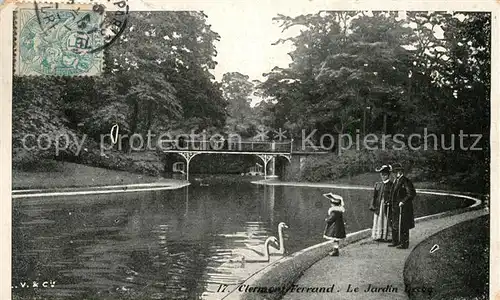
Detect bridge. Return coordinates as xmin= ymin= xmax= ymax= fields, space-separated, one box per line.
xmin=162 ymin=139 xmax=328 ymax=180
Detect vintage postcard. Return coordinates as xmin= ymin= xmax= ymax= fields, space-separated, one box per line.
xmin=0 ymin=0 xmax=497 ymax=299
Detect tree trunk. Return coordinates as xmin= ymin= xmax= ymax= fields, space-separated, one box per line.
xmin=383 ymin=113 xmax=387 ymax=134
xmin=407 ymin=71 xmax=412 ymax=102
xmin=335 ymin=123 xmax=344 ymax=155
xmin=127 ymin=99 xmax=140 ymax=153
xmin=146 ymin=101 xmax=153 ymax=132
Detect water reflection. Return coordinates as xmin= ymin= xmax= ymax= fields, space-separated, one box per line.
xmin=185 ymin=185 xmax=189 ymax=217
xmin=12 ymin=182 xmax=471 ymax=300
xmin=262 ymin=185 xmax=275 ymax=224
xmin=202 ymin=219 xmax=282 ymax=299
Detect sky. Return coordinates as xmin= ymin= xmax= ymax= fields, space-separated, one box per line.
xmin=203 ymin=9 xmax=428 ymax=82
xmin=204 ymin=5 xmax=300 ymax=83
xmin=203 ymin=8 xmax=456 ymax=106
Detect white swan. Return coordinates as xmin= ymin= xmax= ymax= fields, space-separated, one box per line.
xmin=245 ymin=222 xmax=289 ymax=256
xmin=233 ymin=236 xmax=279 ymax=263
xmin=205 ymin=237 xmax=279 ymax=292
xmin=273 ymin=222 xmax=289 ymax=255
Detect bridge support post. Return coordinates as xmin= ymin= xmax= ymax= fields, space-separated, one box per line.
xmin=178 ymin=152 xmax=199 ymax=181
xmin=257 ymin=154 xmax=275 ymax=180
xmin=269 ymin=142 xmax=278 ymax=179
xmin=271 ymin=157 xmax=275 ymax=175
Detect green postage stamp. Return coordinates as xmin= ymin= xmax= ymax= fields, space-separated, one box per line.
xmin=15 ymin=3 xmax=108 ymax=76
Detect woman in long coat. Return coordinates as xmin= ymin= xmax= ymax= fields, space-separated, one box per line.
xmin=370 ymin=165 xmax=393 ymax=242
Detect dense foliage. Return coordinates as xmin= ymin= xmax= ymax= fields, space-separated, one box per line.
xmin=13 ymin=11 xmax=490 ymax=189
xmin=258 ymin=11 xmax=489 ymax=191
xmin=13 ymin=12 xmax=227 ymax=175
xmin=221 ymin=72 xmax=259 ymax=137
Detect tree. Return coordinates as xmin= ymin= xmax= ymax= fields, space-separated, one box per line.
xmin=260 ymin=11 xmax=414 ymax=139
xmin=13 ymin=11 xmax=227 ymax=165
xmin=12 ymin=76 xmax=81 ymax=162
xmin=89 ymin=11 xmax=226 ymax=146
xmin=406 ymin=12 xmax=490 ymax=188
xmin=259 ymin=10 xmax=490 ymax=189
xmin=221 ymin=72 xmax=257 ymax=137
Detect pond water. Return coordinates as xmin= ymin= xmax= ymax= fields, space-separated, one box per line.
xmin=12 ymin=180 xmax=471 ymax=300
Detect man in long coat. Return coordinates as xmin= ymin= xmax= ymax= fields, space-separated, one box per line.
xmin=388 ymin=163 xmax=416 ymax=249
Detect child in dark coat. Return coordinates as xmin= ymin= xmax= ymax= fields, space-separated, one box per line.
xmin=323 ymin=193 xmax=347 ymax=256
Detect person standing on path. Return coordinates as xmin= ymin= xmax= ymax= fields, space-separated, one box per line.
xmin=370 ymin=165 xmax=393 ymax=242
xmin=323 ymin=193 xmax=347 ymax=256
xmin=388 ymin=163 xmax=416 ymax=249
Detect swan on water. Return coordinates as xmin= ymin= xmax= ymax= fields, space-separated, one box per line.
xmin=213 ymin=236 xmax=278 ymax=271
xmin=206 ymin=236 xmax=280 ymax=294
xmin=232 ymin=236 xmax=279 ymax=263
xmin=219 ymin=232 xmax=257 ymax=239
xmin=245 ymin=222 xmax=289 ymax=256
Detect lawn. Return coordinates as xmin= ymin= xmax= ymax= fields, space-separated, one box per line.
xmin=13 ymin=160 xmax=161 ymax=189
xmin=403 ymin=215 xmax=489 ymax=300
xmin=333 ymin=172 xmax=454 ymax=191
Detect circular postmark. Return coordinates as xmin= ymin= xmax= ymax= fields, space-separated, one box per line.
xmin=33 ymin=1 xmax=129 ymax=54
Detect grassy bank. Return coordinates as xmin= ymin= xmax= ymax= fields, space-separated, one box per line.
xmin=290 ymin=148 xmax=488 ymax=194
xmin=13 ymin=160 xmax=161 ymax=189
xmin=403 ymin=215 xmax=489 ymax=300
xmin=13 ymin=161 xmax=462 ymax=191
xmin=331 ymin=172 xmax=456 ymax=191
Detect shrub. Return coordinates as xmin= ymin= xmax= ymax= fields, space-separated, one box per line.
xmin=72 ymin=139 xmax=164 ymax=177
xmin=300 ymin=147 xmax=449 ymax=183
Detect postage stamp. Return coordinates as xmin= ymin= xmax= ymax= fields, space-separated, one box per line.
xmin=14 ymin=1 xmax=128 ymax=76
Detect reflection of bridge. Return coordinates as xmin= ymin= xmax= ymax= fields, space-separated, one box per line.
xmin=163 ymin=140 xmax=328 ymax=180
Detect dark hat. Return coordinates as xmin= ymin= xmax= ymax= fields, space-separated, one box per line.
xmin=392 ymin=163 xmax=404 ymax=170
xmin=323 ymin=193 xmax=343 ymax=205
xmin=375 ymin=165 xmax=392 ymax=173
